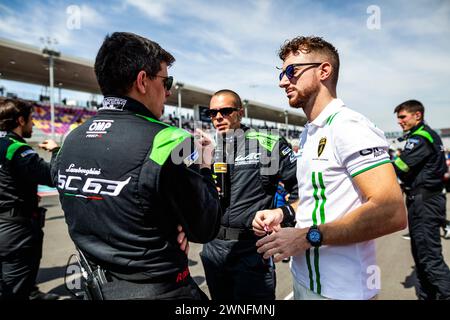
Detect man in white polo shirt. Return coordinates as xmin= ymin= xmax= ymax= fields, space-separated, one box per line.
xmin=252 ymin=36 xmax=407 ymax=300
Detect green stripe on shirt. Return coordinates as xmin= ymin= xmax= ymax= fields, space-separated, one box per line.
xmin=351 ymin=159 xmax=392 ymax=177
xmin=306 ymin=249 xmax=314 ymax=291
xmin=314 ymin=247 xmax=322 ymax=295
xmin=318 ymin=172 xmax=326 ymax=225
xmin=311 ymin=172 xmax=319 ymax=226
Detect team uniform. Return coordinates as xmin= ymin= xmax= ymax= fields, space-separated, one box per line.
xmin=53 ymin=96 xmax=221 ymax=300
xmin=292 ymin=99 xmax=390 ymax=300
xmin=0 ymin=131 xmax=57 ymax=299
xmin=394 ymin=122 xmax=450 ymax=299
xmin=200 ymin=125 xmax=298 ymax=300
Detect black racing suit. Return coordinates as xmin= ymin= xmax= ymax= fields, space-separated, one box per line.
xmin=394 ymin=122 xmax=450 ymax=300
xmin=200 ymin=125 xmax=298 ymax=300
xmin=0 ymin=131 xmax=57 ymax=299
xmin=52 ymin=96 xmax=221 ymax=300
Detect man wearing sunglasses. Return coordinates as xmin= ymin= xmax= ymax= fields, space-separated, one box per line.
xmin=253 ymin=36 xmax=407 ymax=300
xmin=52 ymin=32 xmax=221 ymax=300
xmin=199 ymin=89 xmax=298 ymax=300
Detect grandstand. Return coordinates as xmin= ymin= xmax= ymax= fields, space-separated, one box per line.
xmin=32 ymin=102 xmax=96 ymax=135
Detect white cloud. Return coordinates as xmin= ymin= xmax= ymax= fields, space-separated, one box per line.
xmin=79 ymin=4 xmax=107 ymax=28
xmin=124 ymin=0 xmax=172 ymax=23
xmin=1 ymin=0 xmax=449 ymax=132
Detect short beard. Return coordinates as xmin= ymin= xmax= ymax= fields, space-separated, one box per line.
xmin=289 ymin=83 xmax=319 ymax=110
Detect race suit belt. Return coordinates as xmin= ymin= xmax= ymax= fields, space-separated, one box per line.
xmin=405 ymin=187 xmax=443 ymax=201
xmin=85 ymin=257 xmax=190 ymax=283
xmin=216 ymin=226 xmax=257 ymax=241
xmin=79 ymin=257 xmax=191 ymax=300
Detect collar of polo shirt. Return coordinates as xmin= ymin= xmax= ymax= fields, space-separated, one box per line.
xmin=310 ymin=99 xmax=345 ymax=127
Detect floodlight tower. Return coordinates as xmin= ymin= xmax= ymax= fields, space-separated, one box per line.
xmin=243 ymin=99 xmax=249 ymax=125
xmin=41 ymin=37 xmax=60 ymax=139
xmin=284 ymin=110 xmax=289 ymax=138
xmin=175 ymin=82 xmax=184 ymax=128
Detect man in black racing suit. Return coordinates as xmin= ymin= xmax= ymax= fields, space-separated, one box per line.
xmin=52 ymin=32 xmax=221 ymax=300
xmin=0 ymin=98 xmax=59 ymax=299
xmin=393 ymin=99 xmax=450 ymax=300
xmin=199 ymin=90 xmax=298 ymax=300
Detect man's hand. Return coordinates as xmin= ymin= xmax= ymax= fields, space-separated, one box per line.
xmin=252 ymin=208 xmax=284 ymax=237
xmin=39 ymin=139 xmax=58 ymax=152
xmin=194 ymin=128 xmax=215 ymax=169
xmin=177 ymin=225 xmax=189 ymax=255
xmin=256 ymin=227 xmax=311 ymax=262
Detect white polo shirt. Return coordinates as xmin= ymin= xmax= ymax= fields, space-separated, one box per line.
xmin=291 ymin=98 xmax=390 ymax=300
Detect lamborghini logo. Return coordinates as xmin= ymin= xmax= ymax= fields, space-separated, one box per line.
xmin=318 ymin=137 xmax=327 ymax=157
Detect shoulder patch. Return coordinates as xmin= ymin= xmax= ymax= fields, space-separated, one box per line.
xmin=281 ymin=146 xmax=292 ymax=156
xmin=407 ymin=138 xmax=420 ymax=144
xmin=289 ymin=152 xmax=297 ymax=163
xmin=405 ymin=140 xmax=419 ymax=150
xmin=6 ymin=139 xmax=29 ymax=161
xmin=183 ymin=148 xmax=199 ymax=167
xmin=20 ymin=149 xmax=36 ymax=157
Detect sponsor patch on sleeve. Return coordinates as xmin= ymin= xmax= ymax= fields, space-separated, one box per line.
xmin=183 ymin=149 xmax=199 ymax=167
xmin=281 ymin=146 xmax=292 ymax=156
xmin=405 ymin=138 xmax=419 ymax=150
xmin=20 ymin=149 xmax=36 ymax=157
xmin=359 ymin=147 xmax=387 ymax=158
xmin=289 ymin=152 xmax=297 ymax=163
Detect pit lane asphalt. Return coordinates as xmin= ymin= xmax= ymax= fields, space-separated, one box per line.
xmin=36 ymin=194 xmax=450 ymax=300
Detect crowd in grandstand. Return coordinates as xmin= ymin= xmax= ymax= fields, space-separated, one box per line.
xmin=25 ymin=99 xmax=302 ymax=141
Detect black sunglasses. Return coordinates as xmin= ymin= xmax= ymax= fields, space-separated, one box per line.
xmin=278 ymin=63 xmax=322 ymax=81
xmin=205 ymin=107 xmax=240 ymax=118
xmin=155 ymin=75 xmax=173 ymax=91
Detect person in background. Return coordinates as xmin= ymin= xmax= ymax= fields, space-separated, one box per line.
xmin=200 ymin=89 xmax=298 ymax=300
xmin=393 ymin=99 xmax=450 ymax=299
xmin=0 ymin=98 xmax=59 ymax=300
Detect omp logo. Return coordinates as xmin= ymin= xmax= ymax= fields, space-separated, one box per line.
xmin=360 ymin=147 xmax=387 ymax=157
xmin=86 ymin=120 xmax=114 ymax=138
xmin=235 ymin=153 xmax=261 ymax=166
xmin=58 ymin=171 xmax=131 ymax=199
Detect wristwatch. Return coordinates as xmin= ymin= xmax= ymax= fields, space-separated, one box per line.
xmin=306 ymin=225 xmax=323 ymax=247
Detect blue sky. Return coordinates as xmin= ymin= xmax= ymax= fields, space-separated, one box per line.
xmin=0 ymin=0 xmax=449 ymax=132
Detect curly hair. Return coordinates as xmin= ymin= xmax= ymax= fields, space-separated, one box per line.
xmin=278 ymin=36 xmax=340 ymax=86
xmin=94 ymin=32 xmax=175 ymax=96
